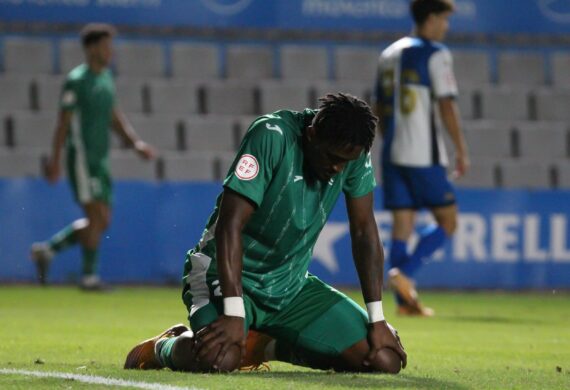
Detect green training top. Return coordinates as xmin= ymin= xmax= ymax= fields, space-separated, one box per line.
xmin=185 ymin=109 xmax=376 ymax=310
xmin=60 ymin=64 xmax=115 ymax=165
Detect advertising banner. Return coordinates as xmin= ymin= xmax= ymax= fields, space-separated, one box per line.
xmin=0 ymin=0 xmax=569 ymax=34
xmin=1 ymin=178 xmax=569 ymax=289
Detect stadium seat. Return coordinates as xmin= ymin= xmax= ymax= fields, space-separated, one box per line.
xmin=59 ymin=39 xmax=84 ymax=74
xmin=280 ymin=45 xmax=328 ymax=81
xmin=114 ymin=41 xmax=165 ymax=78
xmin=0 ymin=76 xmax=32 ymax=111
xmin=217 ymin=151 xmax=238 ymax=180
xmin=480 ymin=86 xmax=530 ymax=121
xmin=115 ymin=78 xmax=148 ymax=114
xmin=463 ymin=120 xmax=514 ymax=159
xmin=334 ymin=46 xmax=379 ymax=85
xmin=555 ymin=161 xmax=570 ymax=189
xmin=36 ymin=76 xmax=64 ymax=111
xmin=161 ymin=152 xmax=216 ymax=181
xmin=184 ymin=116 xmax=237 ymax=152
xmin=497 ymin=52 xmax=545 ymax=86
xmin=516 ymin=122 xmax=568 ymax=162
xmin=455 ymin=160 xmax=498 ymax=188
xmin=0 ymin=149 xmax=45 ymax=178
xmin=452 ymin=50 xmax=491 ymax=86
xmin=128 ymin=114 xmax=182 ymax=151
xmin=109 ymin=150 xmax=157 ymax=180
xmin=226 ymin=45 xmax=273 ymax=80
xmin=4 ymin=37 xmax=53 ymax=75
xmin=11 ymin=111 xmax=57 ymax=150
xmin=457 ymin=86 xmax=477 ymax=120
xmin=535 ymin=89 xmax=570 ymax=122
xmin=235 ymin=115 xmax=261 ymax=141
xmin=499 ymin=160 xmax=552 ymax=189
xmin=171 ymin=42 xmax=220 ymax=80
xmin=551 ymin=52 xmax=570 ymax=87
xmin=259 ymin=81 xmax=311 ymax=114
xmin=148 ymin=80 xmax=199 ymax=115
xmin=204 ymin=81 xmax=257 ymax=115
xmin=312 ymin=81 xmax=370 ymax=103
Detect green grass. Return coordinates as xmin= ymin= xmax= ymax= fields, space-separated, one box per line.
xmin=0 ymin=287 xmax=568 ymax=389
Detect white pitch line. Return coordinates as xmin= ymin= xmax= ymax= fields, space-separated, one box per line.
xmin=0 ymin=368 xmax=204 ymax=390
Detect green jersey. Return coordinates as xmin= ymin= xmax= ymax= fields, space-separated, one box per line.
xmin=184 ymin=109 xmax=375 ymax=310
xmin=61 ymin=64 xmax=115 ymax=165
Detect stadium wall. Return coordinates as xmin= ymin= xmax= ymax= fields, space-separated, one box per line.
xmin=1 ymin=0 xmax=570 ymax=35
xmin=1 ymin=178 xmax=569 ymax=289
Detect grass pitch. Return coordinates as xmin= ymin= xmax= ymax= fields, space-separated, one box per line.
xmin=0 ymin=286 xmax=568 ymax=389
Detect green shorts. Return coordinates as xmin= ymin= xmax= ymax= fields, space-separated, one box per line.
xmin=183 ymin=273 xmax=368 ymax=356
xmin=67 ymin=149 xmax=112 ymax=205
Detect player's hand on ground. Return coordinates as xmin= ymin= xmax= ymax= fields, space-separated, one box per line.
xmin=45 ymin=157 xmax=61 ymax=183
xmin=195 ymin=315 xmax=246 ymax=370
xmin=364 ymin=320 xmax=407 ymax=369
xmin=134 ymin=140 xmax=157 ymax=160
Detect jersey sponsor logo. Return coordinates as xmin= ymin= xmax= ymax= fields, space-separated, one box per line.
xmin=294 ymin=175 xmax=304 ymax=183
xmin=265 ymin=123 xmax=283 ymax=135
xmin=61 ymin=90 xmax=76 ymax=106
xmin=235 ymin=154 xmax=259 ymax=181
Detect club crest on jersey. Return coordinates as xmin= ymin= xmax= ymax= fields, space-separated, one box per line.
xmin=235 ymin=154 xmax=259 ymax=181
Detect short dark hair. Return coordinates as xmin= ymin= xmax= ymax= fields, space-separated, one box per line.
xmin=410 ymin=0 xmax=454 ymax=26
xmin=312 ymin=93 xmax=377 ymax=153
xmin=80 ymin=23 xmax=116 ymax=48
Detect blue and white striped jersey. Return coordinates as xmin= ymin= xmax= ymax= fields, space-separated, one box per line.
xmin=374 ymin=37 xmax=458 ymax=167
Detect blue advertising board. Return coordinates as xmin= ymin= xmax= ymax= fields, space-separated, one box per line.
xmin=1 ymin=178 xmax=569 ymax=289
xmin=0 ymin=0 xmax=569 ymax=34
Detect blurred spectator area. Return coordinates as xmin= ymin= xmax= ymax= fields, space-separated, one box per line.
xmin=0 ymin=35 xmax=569 ymax=188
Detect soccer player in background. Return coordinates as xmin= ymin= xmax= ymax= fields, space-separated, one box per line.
xmin=374 ymin=0 xmax=469 ymax=316
xmin=30 ymin=24 xmax=156 ymax=290
xmin=124 ymin=94 xmax=407 ymax=374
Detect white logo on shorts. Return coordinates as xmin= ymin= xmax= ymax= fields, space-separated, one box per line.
xmin=235 ymin=154 xmax=259 ymax=181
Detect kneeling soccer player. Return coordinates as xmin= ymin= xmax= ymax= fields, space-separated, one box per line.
xmin=124 ymin=93 xmax=407 ymax=373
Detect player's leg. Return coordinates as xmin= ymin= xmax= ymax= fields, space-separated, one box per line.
xmin=126 ymin=250 xmax=252 ymax=372
xmin=30 ymin=218 xmax=88 ymax=284
xmin=256 ymin=276 xmax=404 ymax=373
xmin=401 ymin=165 xmax=456 ymax=276
xmin=381 ymin=162 xmax=422 ymax=310
xmin=78 ymin=200 xmax=111 ymax=288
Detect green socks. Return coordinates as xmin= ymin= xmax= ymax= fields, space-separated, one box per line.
xmin=48 ymin=223 xmax=80 ymax=252
xmin=81 ymin=248 xmax=99 ymax=276
xmin=46 ymin=220 xmax=100 ymax=278
xmin=156 ymin=336 xmax=178 ymax=370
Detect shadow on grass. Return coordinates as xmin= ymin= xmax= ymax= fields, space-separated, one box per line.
xmin=240 ymin=371 xmax=469 ymax=389
xmin=439 ymin=315 xmax=538 ymax=325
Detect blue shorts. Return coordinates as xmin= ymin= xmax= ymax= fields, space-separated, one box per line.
xmin=382 ymin=162 xmax=456 ymax=210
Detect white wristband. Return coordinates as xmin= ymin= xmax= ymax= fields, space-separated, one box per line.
xmin=366 ymin=300 xmax=385 ymax=323
xmin=223 ymin=297 xmax=245 ymax=318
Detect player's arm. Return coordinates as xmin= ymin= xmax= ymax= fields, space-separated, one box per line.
xmin=430 ymin=48 xmax=469 ymax=177
xmin=195 ymin=189 xmax=256 ymax=368
xmin=346 ymin=192 xmax=407 ymax=368
xmin=439 ymin=97 xmax=469 ymax=177
xmin=111 ymin=108 xmax=156 ymax=160
xmin=46 ymin=110 xmax=73 ymax=183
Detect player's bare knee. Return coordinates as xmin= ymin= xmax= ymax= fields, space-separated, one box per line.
xmin=441 ymin=216 xmax=457 ymax=235
xmin=200 ymin=347 xmax=241 ymax=373
xmin=171 ymin=331 xmax=197 ymax=372
xmin=368 ymin=349 xmax=402 ymax=374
